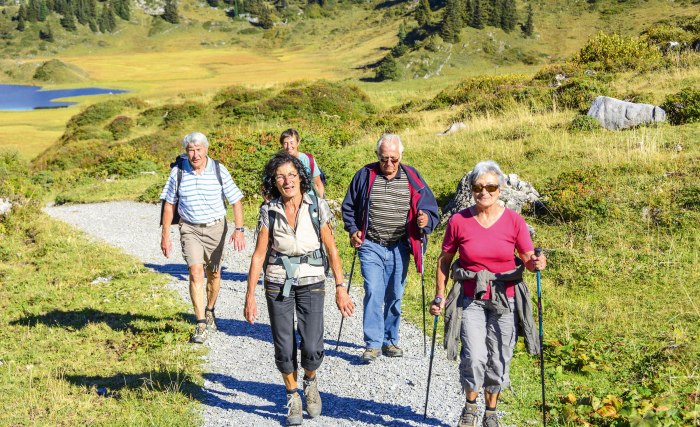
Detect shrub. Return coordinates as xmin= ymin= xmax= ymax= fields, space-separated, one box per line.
xmin=375 ymin=55 xmax=401 ymax=81
xmin=555 ymin=78 xmax=610 ymax=111
xmin=213 ymin=85 xmax=270 ymax=105
xmin=573 ymin=32 xmax=663 ymax=72
xmin=67 ymin=100 xmax=126 ymax=129
xmin=106 ymin=116 xmax=134 ymax=140
xmin=541 ymin=168 xmax=609 ymax=222
xmin=138 ymin=103 xmax=206 ymax=128
xmin=569 ymin=115 xmax=600 ymax=132
xmin=661 ymin=87 xmax=700 ymax=125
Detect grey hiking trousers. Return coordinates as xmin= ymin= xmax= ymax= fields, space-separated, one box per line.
xmin=459 ymin=296 xmax=517 ymax=394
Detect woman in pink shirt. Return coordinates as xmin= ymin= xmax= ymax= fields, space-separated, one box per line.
xmin=430 ymin=160 xmax=546 ymax=427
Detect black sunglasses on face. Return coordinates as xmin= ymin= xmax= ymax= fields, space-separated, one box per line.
xmin=471 ymin=184 xmax=499 ymax=193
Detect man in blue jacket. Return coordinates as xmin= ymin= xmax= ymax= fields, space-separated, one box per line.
xmin=342 ymin=134 xmax=439 ymax=363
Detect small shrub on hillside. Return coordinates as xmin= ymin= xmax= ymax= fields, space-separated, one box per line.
xmin=533 ymin=63 xmax=583 ymax=82
xmin=95 ymin=158 xmax=159 ymax=177
xmin=429 ymin=75 xmax=533 ymax=109
xmin=213 ymin=85 xmax=269 ymax=105
xmin=67 ymin=100 xmax=126 ymax=129
xmin=569 ymin=115 xmax=600 ymax=132
xmin=68 ymin=126 xmax=114 ymax=141
xmin=127 ymin=132 xmax=183 ymax=166
xmin=138 ymin=103 xmax=206 ymax=128
xmin=573 ymin=32 xmax=663 ymax=72
xmin=555 ymin=78 xmax=610 ymax=111
xmin=106 ymin=116 xmax=134 ymax=140
xmin=0 ymin=152 xmax=40 ymax=200
xmin=541 ymin=168 xmax=609 ymax=222
xmin=361 ymin=113 xmax=418 ymax=134
xmin=661 ymin=87 xmax=700 ymax=125
xmin=138 ymin=182 xmax=164 ymax=203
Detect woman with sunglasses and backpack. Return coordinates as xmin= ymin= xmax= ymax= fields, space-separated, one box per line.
xmin=244 ymin=151 xmax=354 ymax=426
xmin=429 ymin=160 xmax=546 ymax=427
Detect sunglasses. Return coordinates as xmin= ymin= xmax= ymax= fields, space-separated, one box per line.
xmin=379 ymin=157 xmax=400 ymax=164
xmin=471 ymin=184 xmax=500 ymax=193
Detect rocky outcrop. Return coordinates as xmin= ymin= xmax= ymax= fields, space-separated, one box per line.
xmin=587 ymin=96 xmax=666 ymax=130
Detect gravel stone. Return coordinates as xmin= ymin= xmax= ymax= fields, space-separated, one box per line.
xmin=44 ymin=201 xmax=493 ymax=426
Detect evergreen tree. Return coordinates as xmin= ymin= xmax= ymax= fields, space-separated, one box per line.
xmin=88 ymin=0 xmax=98 ymax=20
xmin=39 ymin=23 xmax=54 ymax=41
xmin=16 ymin=15 xmax=26 ymax=31
xmin=500 ymin=0 xmax=516 ymax=32
xmin=162 ymin=0 xmax=179 ymax=24
xmin=488 ymin=0 xmax=500 ymax=28
xmin=522 ymin=3 xmax=533 ymax=37
xmin=258 ymin=6 xmax=273 ymax=29
xmin=17 ymin=4 xmax=29 ymax=22
xmin=375 ymin=54 xmax=400 ymax=81
xmin=88 ymin=17 xmax=97 ymax=32
xmin=469 ymin=0 xmax=483 ymax=29
xmin=114 ymin=0 xmax=130 ymax=20
xmin=463 ymin=0 xmax=471 ymax=27
xmin=39 ymin=0 xmax=49 ymax=21
xmin=75 ymin=0 xmax=90 ymax=25
xmin=27 ymin=0 xmax=40 ymax=22
xmin=440 ymin=0 xmax=463 ymax=43
xmin=53 ymin=0 xmax=68 ymax=16
xmin=61 ymin=11 xmax=77 ymax=30
xmin=207 ymin=0 xmax=220 ymax=7
xmin=415 ymin=0 xmax=431 ymax=27
xmin=398 ymin=21 xmax=407 ymax=43
xmin=98 ymin=1 xmax=116 ymax=32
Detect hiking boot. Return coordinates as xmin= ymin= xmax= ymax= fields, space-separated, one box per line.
xmin=286 ymin=391 xmax=303 ymax=426
xmin=482 ymin=410 xmax=500 ymax=427
xmin=191 ymin=322 xmax=208 ymax=344
xmin=205 ymin=308 xmax=217 ymax=332
xmin=381 ymin=344 xmax=403 ymax=357
xmin=361 ymin=348 xmax=381 ymax=363
xmin=302 ymin=376 xmax=322 ymax=418
xmin=457 ymin=402 xmax=479 ymax=427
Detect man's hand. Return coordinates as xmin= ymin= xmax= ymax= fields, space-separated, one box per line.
xmin=335 ymin=287 xmax=355 ymax=318
xmin=161 ymin=233 xmax=172 ymax=258
xmin=417 ymin=210 xmax=428 ymax=229
xmin=229 ymin=228 xmax=246 ymax=251
xmin=350 ymin=231 xmax=363 ymax=249
xmin=429 ymin=296 xmax=444 ymax=316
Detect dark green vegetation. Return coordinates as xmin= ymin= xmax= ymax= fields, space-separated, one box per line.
xmin=1 ymin=1 xmax=700 ymax=425
xmin=0 ymin=153 xmax=202 ymax=425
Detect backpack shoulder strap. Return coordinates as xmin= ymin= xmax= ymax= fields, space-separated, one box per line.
xmin=308 ymin=192 xmax=321 ymax=241
xmin=306 ymin=152 xmax=316 ymax=176
xmin=175 ymin=156 xmax=185 ymax=197
xmin=262 ymin=205 xmax=276 ymax=273
xmin=213 ymin=159 xmax=226 ymax=205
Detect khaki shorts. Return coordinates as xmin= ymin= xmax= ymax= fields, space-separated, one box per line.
xmin=179 ymin=219 xmax=227 ymax=272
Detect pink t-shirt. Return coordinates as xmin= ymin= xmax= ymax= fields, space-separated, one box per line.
xmin=442 ymin=207 xmax=534 ymax=299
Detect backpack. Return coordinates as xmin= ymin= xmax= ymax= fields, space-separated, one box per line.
xmin=263 ymin=193 xmax=329 ymax=296
xmin=159 ymin=155 xmax=225 ymax=226
xmin=305 ymin=153 xmax=327 ymax=185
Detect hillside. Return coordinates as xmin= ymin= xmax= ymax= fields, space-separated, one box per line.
xmin=1 ymin=0 xmax=700 ymax=425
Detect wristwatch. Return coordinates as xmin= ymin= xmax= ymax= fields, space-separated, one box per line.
xmin=335 ymin=283 xmax=348 ymax=288
xmin=234 ymin=227 xmax=245 ymax=232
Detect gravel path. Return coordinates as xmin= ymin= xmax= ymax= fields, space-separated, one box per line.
xmin=45 ymin=201 xmax=467 ymax=427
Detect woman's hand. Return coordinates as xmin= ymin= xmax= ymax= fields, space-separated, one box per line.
xmin=244 ymin=293 xmax=258 ymax=324
xmin=335 ymin=287 xmax=355 ymax=318
xmin=531 ymin=251 xmax=547 ymax=271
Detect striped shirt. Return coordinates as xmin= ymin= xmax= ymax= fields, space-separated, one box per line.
xmin=160 ymin=156 xmax=244 ymax=224
xmin=366 ymin=167 xmax=410 ymax=244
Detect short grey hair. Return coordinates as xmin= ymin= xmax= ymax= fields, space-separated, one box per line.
xmin=375 ymin=133 xmax=405 ymax=158
xmin=470 ymin=160 xmax=506 ymax=187
xmin=182 ymin=132 xmax=209 ymax=150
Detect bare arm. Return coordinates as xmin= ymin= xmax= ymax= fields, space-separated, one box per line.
xmin=228 ymin=200 xmax=245 ymax=251
xmin=321 ymin=223 xmax=354 ymax=318
xmin=244 ymin=226 xmax=269 ymax=324
xmin=430 ymin=251 xmax=456 ymax=315
xmin=520 ymin=249 xmax=547 ymax=272
xmin=160 ymin=202 xmax=175 ymax=258
xmin=313 ymin=176 xmax=325 ymax=199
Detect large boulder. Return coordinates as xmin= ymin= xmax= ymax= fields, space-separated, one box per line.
xmin=587 ymin=96 xmax=666 ymax=130
xmin=441 ymin=171 xmax=542 ymax=225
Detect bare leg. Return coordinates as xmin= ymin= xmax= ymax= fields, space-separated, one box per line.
xmin=189 ymin=264 xmax=206 ymax=320
xmin=205 ymin=266 xmax=221 ymax=310
xmin=282 ymin=371 xmax=298 ymax=391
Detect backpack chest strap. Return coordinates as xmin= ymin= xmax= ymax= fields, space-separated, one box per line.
xmin=269 ymin=249 xmax=324 ymax=297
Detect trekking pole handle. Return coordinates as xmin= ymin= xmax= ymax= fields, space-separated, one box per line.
xmin=534 ymin=247 xmax=543 ymax=271
xmin=431 ymin=296 xmax=443 ymax=306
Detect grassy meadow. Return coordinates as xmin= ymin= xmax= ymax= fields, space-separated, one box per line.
xmin=1 ymin=0 xmax=700 ymax=425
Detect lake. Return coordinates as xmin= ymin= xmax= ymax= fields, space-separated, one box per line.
xmin=0 ymin=84 xmax=127 ymax=111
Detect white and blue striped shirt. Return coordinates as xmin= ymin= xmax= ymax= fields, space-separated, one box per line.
xmin=160 ymin=156 xmax=244 ymax=224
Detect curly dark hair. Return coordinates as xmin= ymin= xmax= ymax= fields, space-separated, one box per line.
xmin=262 ymin=151 xmax=312 ymax=200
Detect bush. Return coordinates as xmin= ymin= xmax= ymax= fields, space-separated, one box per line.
xmin=661 ymin=87 xmax=700 ymax=125
xmin=138 ymin=103 xmax=206 ymax=128
xmin=67 ymin=100 xmax=126 ymax=129
xmin=138 ymin=182 xmax=164 ymax=203
xmin=555 ymin=78 xmax=610 ymax=111
xmin=541 ymin=168 xmax=609 ymax=222
xmin=375 ymin=55 xmax=401 ymax=81
xmin=106 ymin=116 xmax=134 ymax=140
xmin=569 ymin=115 xmax=600 ymax=131
xmin=573 ymin=32 xmax=663 ymax=72
xmin=213 ymin=85 xmax=270 ymax=105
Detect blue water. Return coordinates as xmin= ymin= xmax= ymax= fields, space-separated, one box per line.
xmin=0 ymin=84 xmax=127 ymax=111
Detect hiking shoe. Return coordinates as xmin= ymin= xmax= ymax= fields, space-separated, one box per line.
xmin=205 ymin=308 xmax=217 ymax=332
xmin=482 ymin=410 xmax=500 ymax=427
xmin=302 ymin=376 xmax=322 ymax=418
xmin=191 ymin=322 xmax=208 ymax=344
xmin=457 ymin=402 xmax=479 ymax=427
xmin=381 ymin=344 xmax=403 ymax=357
xmin=286 ymin=391 xmax=303 ymax=426
xmin=361 ymin=348 xmax=381 ymax=363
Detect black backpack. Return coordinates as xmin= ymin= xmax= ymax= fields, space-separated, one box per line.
xmin=159 ymin=155 xmax=225 ymax=226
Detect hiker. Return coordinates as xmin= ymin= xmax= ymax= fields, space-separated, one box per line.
xmin=280 ymin=128 xmax=325 ymax=198
xmin=429 ymin=160 xmax=547 ymax=427
xmin=244 ymin=152 xmax=354 ymax=426
xmin=341 ymin=133 xmax=439 ymax=363
xmin=160 ymin=131 xmax=246 ymax=344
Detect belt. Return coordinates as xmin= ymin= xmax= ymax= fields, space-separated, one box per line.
xmin=181 ymin=217 xmax=224 ymax=227
xmin=366 ymin=236 xmax=402 ymax=247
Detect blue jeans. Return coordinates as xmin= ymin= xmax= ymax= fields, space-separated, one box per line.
xmin=358 ymin=239 xmax=410 ymax=349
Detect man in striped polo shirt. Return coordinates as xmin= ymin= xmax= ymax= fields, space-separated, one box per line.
xmin=342 ymin=134 xmax=439 ymax=363
xmin=160 ymin=132 xmax=246 ymax=344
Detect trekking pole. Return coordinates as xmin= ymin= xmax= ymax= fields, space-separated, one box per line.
xmin=421 ymin=234 xmax=427 ymax=356
xmin=535 ymin=247 xmax=546 ymax=426
xmin=423 ymin=297 xmax=442 ymax=419
xmin=335 ymin=250 xmax=357 ymax=351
